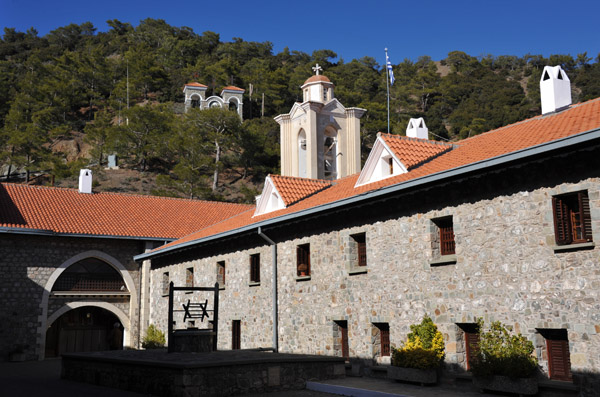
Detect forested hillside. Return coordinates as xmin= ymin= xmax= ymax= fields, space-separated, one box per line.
xmin=1 ymin=19 xmax=599 ymax=202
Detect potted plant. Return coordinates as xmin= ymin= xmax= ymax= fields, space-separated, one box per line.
xmin=389 ymin=316 xmax=445 ymax=385
xmin=471 ymin=319 xmax=538 ymax=395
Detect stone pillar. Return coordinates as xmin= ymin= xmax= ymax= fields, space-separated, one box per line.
xmin=139 ymin=241 xmax=154 ymax=344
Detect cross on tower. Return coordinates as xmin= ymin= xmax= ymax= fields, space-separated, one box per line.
xmin=312 ymin=64 xmax=322 ymax=75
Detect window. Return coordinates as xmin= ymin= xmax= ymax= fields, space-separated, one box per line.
xmin=457 ymin=323 xmax=479 ymax=371
xmin=232 ymin=320 xmax=241 ymax=350
xmin=539 ymin=329 xmax=572 ymax=381
xmin=437 ymin=217 xmax=455 ymax=255
xmin=552 ymin=191 xmax=592 ymax=245
xmin=185 ymin=267 xmax=194 ymax=288
xmin=334 ymin=320 xmax=349 ymax=360
xmin=250 ymin=254 xmax=260 ymax=283
xmin=296 ymin=243 xmax=310 ymax=277
xmin=217 ymin=261 xmax=225 ymax=287
xmin=351 ymin=233 xmax=367 ymax=267
xmin=162 ymin=272 xmax=169 ymax=296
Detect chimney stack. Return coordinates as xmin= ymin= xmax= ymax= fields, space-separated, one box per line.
xmin=78 ymin=169 xmax=93 ymax=194
xmin=540 ymin=65 xmax=571 ymax=115
xmin=406 ymin=117 xmax=429 ymax=140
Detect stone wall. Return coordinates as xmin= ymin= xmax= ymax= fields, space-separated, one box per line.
xmin=0 ymin=234 xmax=143 ymax=360
xmin=148 ymin=150 xmax=600 ymax=390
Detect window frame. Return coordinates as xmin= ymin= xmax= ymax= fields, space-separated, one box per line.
xmin=249 ymin=253 xmax=260 ymax=284
xmin=161 ymin=272 xmax=169 ymax=297
xmin=216 ymin=261 xmax=226 ymax=288
xmin=296 ymin=243 xmax=311 ymax=278
xmin=552 ymin=191 xmax=593 ymax=246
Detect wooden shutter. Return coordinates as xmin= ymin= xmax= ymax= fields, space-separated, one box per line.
xmin=439 ymin=220 xmax=455 ymax=255
xmin=547 ymin=339 xmax=572 ymax=381
xmin=380 ymin=328 xmax=390 ymax=357
xmin=579 ymin=192 xmax=593 ymax=242
xmin=464 ymin=332 xmax=480 ymax=371
xmin=553 ymin=196 xmax=572 ymax=245
xmin=232 ymin=320 xmax=241 ymax=350
xmin=341 ymin=323 xmax=349 ymax=359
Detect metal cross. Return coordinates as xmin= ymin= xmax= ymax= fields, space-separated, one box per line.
xmin=312 ymin=64 xmax=322 ymax=75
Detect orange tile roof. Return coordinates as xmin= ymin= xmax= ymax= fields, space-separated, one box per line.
xmin=185 ymin=82 xmax=207 ymax=88
xmin=149 ymin=98 xmax=600 ymax=255
xmin=0 ymin=184 xmax=252 ymax=239
xmin=221 ymin=86 xmax=245 ymax=92
xmin=270 ymin=175 xmax=331 ymax=206
xmin=380 ymin=134 xmax=455 ymax=169
xmin=303 ymin=75 xmax=332 ymax=85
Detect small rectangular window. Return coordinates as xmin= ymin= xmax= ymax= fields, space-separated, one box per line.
xmin=185 ymin=267 xmax=194 ymax=288
xmin=217 ymin=261 xmax=225 ymax=287
xmin=351 ymin=233 xmax=367 ymax=267
xmin=162 ymin=272 xmax=169 ymax=296
xmin=296 ymin=243 xmax=310 ymax=277
xmin=250 ymin=254 xmax=260 ymax=283
xmin=334 ymin=320 xmax=349 ymax=360
xmin=433 ymin=217 xmax=455 ymax=256
xmin=553 ymin=191 xmax=592 ymax=245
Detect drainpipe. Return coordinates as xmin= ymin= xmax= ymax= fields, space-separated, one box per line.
xmin=258 ymin=227 xmax=278 ymax=353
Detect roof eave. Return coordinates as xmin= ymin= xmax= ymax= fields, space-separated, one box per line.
xmin=134 ymin=126 xmax=600 ymax=262
xmin=0 ymin=227 xmax=176 ymax=242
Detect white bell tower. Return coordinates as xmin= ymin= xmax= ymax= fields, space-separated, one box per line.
xmin=275 ymin=66 xmax=366 ymax=180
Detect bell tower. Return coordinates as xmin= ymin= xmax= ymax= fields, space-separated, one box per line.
xmin=275 ymin=65 xmax=366 ymax=180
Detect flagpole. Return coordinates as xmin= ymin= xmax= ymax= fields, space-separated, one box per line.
xmin=385 ymin=48 xmax=390 ymax=134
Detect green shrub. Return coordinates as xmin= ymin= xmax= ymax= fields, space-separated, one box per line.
xmin=142 ymin=324 xmax=166 ymax=349
xmin=471 ymin=319 xmax=538 ymax=378
xmin=391 ymin=316 xmax=445 ymax=370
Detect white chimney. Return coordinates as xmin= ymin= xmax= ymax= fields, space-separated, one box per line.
xmin=79 ymin=169 xmax=93 ymax=194
xmin=540 ymin=65 xmax=571 ymax=115
xmin=406 ymin=117 xmax=429 ymax=139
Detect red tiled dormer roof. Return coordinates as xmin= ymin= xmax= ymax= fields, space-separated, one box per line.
xmin=270 ymin=175 xmax=331 ymax=207
xmin=144 ymin=98 xmax=600 ymax=256
xmin=221 ymin=86 xmax=245 ymax=92
xmin=0 ymin=184 xmax=252 ymax=239
xmin=380 ymin=134 xmax=455 ymax=170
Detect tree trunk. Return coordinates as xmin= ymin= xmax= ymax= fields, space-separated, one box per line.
xmin=212 ymin=140 xmax=220 ymax=191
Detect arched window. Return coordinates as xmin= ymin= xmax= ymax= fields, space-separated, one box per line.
xmin=298 ymin=129 xmax=307 ymax=178
xmin=52 ymin=258 xmax=126 ymax=292
xmin=190 ymin=94 xmax=200 ymax=109
xmin=323 ymin=128 xmax=337 ymax=180
xmin=229 ymin=100 xmax=238 ymax=111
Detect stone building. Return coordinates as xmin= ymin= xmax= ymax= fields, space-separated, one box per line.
xmin=0 ymin=173 xmax=251 ymax=361
xmin=135 ymin=66 xmax=600 ymax=393
xmin=2 ymin=65 xmax=599 ymax=394
xmin=183 ymin=82 xmax=245 ymax=119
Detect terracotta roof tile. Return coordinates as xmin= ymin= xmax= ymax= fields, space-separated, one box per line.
xmin=303 ymin=75 xmax=332 ymax=85
xmin=154 ymin=98 xmax=600 ymax=253
xmin=184 ymin=82 xmax=207 ymax=88
xmin=221 ymin=86 xmax=245 ymax=92
xmin=0 ymin=184 xmax=252 ymax=239
xmin=380 ymin=134 xmax=455 ymax=169
xmin=270 ymin=175 xmax=331 ymax=206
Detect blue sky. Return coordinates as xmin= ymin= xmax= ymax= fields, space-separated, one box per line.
xmin=2 ymin=0 xmax=599 ymax=66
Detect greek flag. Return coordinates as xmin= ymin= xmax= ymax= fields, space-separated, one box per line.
xmin=386 ymin=51 xmax=395 ymax=85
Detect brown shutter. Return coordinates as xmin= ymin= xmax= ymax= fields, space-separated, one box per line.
xmin=341 ymin=323 xmax=349 ymax=359
xmin=357 ymin=240 xmax=367 ymax=267
xmin=380 ymin=328 xmax=390 ymax=357
xmin=465 ymin=332 xmax=480 ymax=371
xmin=552 ymin=196 xmax=572 ymax=245
xmin=547 ymin=339 xmax=572 ymax=381
xmin=440 ymin=222 xmax=455 ymax=255
xmin=579 ymin=192 xmax=593 ymax=242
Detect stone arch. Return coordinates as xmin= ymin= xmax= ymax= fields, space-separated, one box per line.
xmin=190 ymin=94 xmax=201 ymax=108
xmin=37 ymin=250 xmax=138 ymax=360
